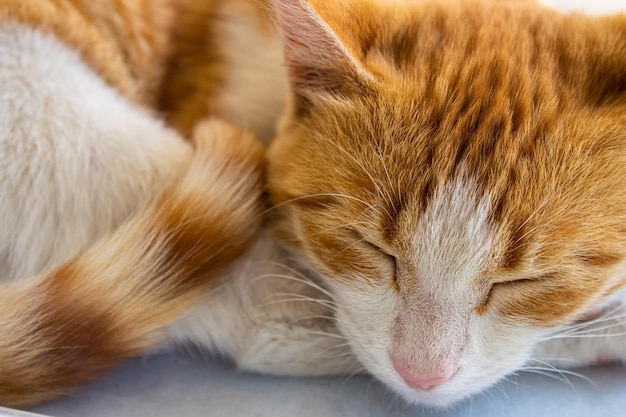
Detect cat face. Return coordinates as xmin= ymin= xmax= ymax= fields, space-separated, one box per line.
xmin=267 ymin=0 xmax=626 ymax=405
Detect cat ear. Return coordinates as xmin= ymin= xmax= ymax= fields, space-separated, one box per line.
xmin=272 ymin=0 xmax=374 ymax=106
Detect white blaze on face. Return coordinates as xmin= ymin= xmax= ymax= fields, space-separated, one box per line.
xmin=390 ymin=180 xmax=494 ymax=381
xmin=410 ymin=179 xmax=493 ymax=300
xmin=330 ymin=178 xmax=536 ymax=406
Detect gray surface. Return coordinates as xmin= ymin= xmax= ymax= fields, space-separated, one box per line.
xmin=29 ymin=353 xmax=626 ymax=417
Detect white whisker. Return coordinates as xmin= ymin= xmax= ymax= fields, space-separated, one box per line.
xmin=251 ymin=272 xmax=335 ymax=299
xmin=260 ymin=294 xmax=338 ymax=312
xmin=519 ymin=368 xmax=578 ymax=394
xmin=544 ymin=331 xmax=626 ymax=340
xmin=287 ymin=314 xmax=353 ymax=329
xmin=524 ymin=358 xmax=595 ymax=386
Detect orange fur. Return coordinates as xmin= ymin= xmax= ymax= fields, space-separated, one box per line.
xmin=158 ymin=0 xmax=223 ymax=135
xmin=0 ymin=119 xmax=264 ymax=407
xmin=267 ymin=0 xmax=626 ymax=326
xmin=159 ymin=0 xmax=286 ymax=141
xmin=0 ymin=0 xmax=177 ymax=105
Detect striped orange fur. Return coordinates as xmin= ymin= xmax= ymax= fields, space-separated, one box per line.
xmin=264 ymin=0 xmax=626 ymax=405
xmin=0 ymin=0 xmax=176 ymax=105
xmin=0 ymin=119 xmax=264 ymax=407
xmin=268 ymin=0 xmax=626 ymax=325
xmin=0 ymin=0 xmax=265 ymax=407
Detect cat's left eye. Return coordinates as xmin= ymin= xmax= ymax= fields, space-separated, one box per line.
xmin=365 ymin=241 xmax=397 ymax=281
xmin=348 ymin=228 xmax=397 ymax=279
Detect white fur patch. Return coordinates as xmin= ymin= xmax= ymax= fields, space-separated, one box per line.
xmin=0 ymin=24 xmax=190 ymax=281
xmin=410 ymin=180 xmax=493 ymax=299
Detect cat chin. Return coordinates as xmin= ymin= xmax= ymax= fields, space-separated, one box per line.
xmin=358 ymin=347 xmax=530 ymax=407
xmin=385 ymin=370 xmax=512 ymax=407
xmin=392 ymin=385 xmax=470 ymax=407
xmin=349 ymin=348 xmax=504 ymax=407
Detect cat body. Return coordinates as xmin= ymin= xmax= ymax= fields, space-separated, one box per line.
xmin=0 ymin=0 xmax=265 ymax=405
xmin=1 ymin=0 xmax=626 ymax=409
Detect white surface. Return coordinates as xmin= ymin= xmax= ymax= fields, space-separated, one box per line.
xmin=29 ymin=353 xmax=626 ymax=417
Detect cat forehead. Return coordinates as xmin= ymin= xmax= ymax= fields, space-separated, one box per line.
xmin=402 ymin=178 xmax=495 ymax=296
xmin=346 ymin=1 xmax=624 ymax=111
xmin=356 ymin=0 xmax=585 ymax=70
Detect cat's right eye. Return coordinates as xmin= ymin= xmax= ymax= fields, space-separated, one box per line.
xmin=481 ymin=278 xmax=538 ymax=310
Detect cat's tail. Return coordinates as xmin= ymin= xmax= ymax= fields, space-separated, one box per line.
xmin=0 ymin=119 xmax=265 ymax=407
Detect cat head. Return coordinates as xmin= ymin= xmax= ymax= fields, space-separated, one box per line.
xmin=266 ymin=0 xmax=626 ymax=405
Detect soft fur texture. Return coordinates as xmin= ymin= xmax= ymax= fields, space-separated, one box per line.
xmin=1 ymin=0 xmax=626 ymax=410
xmin=0 ymin=0 xmax=264 ymax=406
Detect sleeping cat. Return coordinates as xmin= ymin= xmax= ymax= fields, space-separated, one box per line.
xmin=1 ymin=0 xmax=626 ymax=409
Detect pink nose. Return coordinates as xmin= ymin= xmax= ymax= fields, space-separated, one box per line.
xmin=392 ymin=360 xmax=457 ymax=391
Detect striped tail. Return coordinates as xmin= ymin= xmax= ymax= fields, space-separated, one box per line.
xmin=0 ymin=119 xmax=265 ymax=407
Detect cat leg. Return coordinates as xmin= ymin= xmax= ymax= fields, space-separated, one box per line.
xmin=0 ymin=24 xmax=190 ymax=281
xmin=531 ymin=288 xmax=626 ymax=368
xmin=169 ymin=234 xmax=363 ymax=376
xmin=230 ymin=312 xmax=362 ymax=376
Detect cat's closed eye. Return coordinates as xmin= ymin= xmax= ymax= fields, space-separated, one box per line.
xmin=481 ymin=277 xmax=541 ymax=312
xmin=347 ymin=228 xmax=398 ymax=281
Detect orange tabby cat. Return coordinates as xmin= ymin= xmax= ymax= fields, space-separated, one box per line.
xmin=2 ymin=0 xmax=626 ymax=409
